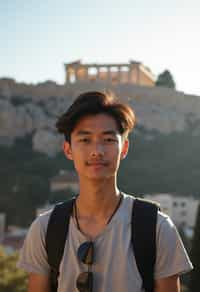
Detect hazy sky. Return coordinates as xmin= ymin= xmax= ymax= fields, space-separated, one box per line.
xmin=1 ymin=0 xmax=200 ymax=95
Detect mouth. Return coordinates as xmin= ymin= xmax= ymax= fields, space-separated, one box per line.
xmin=86 ymin=161 xmax=108 ymax=166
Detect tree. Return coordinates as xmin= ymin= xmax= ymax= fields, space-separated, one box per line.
xmin=0 ymin=248 xmax=27 ymax=292
xmin=156 ymin=70 xmax=176 ymax=89
xmin=189 ymin=202 xmax=200 ymax=292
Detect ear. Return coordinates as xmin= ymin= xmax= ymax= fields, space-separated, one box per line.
xmin=63 ymin=141 xmax=73 ymax=160
xmin=120 ymin=138 xmax=129 ymax=160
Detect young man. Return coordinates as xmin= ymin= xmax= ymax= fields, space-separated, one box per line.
xmin=18 ymin=91 xmax=193 ymax=292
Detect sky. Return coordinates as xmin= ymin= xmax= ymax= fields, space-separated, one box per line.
xmin=1 ymin=0 xmax=200 ymax=95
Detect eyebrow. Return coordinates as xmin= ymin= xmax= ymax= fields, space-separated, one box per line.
xmin=76 ymin=130 xmax=118 ymax=136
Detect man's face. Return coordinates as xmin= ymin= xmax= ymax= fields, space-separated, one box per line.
xmin=63 ymin=113 xmax=129 ymax=181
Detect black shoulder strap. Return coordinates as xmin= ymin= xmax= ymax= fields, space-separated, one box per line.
xmin=46 ymin=196 xmax=159 ymax=292
xmin=131 ymin=198 xmax=160 ymax=292
xmin=45 ymin=198 xmax=75 ymax=292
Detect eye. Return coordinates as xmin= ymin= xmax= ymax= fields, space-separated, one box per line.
xmin=104 ymin=137 xmax=117 ymax=142
xmin=79 ymin=138 xmax=90 ymax=143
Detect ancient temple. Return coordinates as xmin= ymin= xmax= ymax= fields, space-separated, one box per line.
xmin=64 ymin=60 xmax=155 ymax=86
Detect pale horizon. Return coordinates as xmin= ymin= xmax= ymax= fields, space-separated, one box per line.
xmin=1 ymin=0 xmax=200 ymax=96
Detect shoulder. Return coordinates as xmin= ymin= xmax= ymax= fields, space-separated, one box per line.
xmin=154 ymin=211 xmax=193 ymax=278
xmin=17 ymin=208 xmax=55 ymax=275
xmin=121 ymin=192 xmax=161 ymax=214
xmin=121 ymin=192 xmax=174 ymax=229
xmin=26 ymin=208 xmax=54 ymax=242
xmin=122 ymin=192 xmax=162 ymax=208
xmin=121 ymin=192 xmax=136 ymax=204
xmin=156 ymin=211 xmax=177 ymax=237
xmin=120 ymin=192 xmax=135 ymax=213
xmin=32 ymin=199 xmax=75 ymax=237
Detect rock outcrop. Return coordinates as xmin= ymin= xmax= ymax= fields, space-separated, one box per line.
xmin=0 ymin=78 xmax=200 ymax=156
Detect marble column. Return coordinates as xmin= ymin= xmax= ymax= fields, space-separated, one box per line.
xmin=128 ymin=66 xmax=132 ymax=83
xmin=74 ymin=68 xmax=78 ymax=82
xmin=107 ymin=67 xmax=111 ymax=82
xmin=118 ymin=66 xmax=122 ymax=83
xmin=136 ymin=65 xmax=140 ymax=85
xmin=66 ymin=68 xmax=70 ymax=83
xmin=97 ymin=67 xmax=100 ymax=79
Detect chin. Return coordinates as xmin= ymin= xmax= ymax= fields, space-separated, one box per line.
xmin=87 ymin=172 xmax=115 ymax=180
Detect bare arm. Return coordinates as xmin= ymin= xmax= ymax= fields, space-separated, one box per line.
xmin=28 ymin=273 xmax=51 ymax=292
xmin=154 ymin=274 xmax=181 ymax=292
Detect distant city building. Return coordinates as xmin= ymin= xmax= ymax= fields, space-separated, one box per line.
xmin=144 ymin=193 xmax=199 ymax=229
xmin=50 ymin=169 xmax=79 ymax=193
xmin=38 ymin=169 xmax=79 ymax=218
xmin=64 ymin=60 xmax=155 ymax=86
xmin=1 ymin=226 xmax=27 ymax=254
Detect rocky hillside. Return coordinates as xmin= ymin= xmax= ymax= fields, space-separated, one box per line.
xmin=1 ymin=78 xmax=200 ymax=226
xmin=0 ymin=78 xmax=200 ymax=156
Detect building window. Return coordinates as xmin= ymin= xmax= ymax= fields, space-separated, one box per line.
xmin=181 ymin=202 xmax=186 ymax=207
xmin=180 ymin=210 xmax=187 ymax=217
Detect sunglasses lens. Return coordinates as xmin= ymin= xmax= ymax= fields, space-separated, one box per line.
xmin=78 ymin=241 xmax=94 ymax=265
xmin=76 ymin=271 xmax=93 ymax=292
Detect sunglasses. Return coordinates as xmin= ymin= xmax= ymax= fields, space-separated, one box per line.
xmin=76 ymin=241 xmax=94 ymax=292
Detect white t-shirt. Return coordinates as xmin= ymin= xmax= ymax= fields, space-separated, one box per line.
xmin=17 ymin=193 xmax=193 ymax=292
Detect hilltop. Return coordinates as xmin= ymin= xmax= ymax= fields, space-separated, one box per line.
xmin=0 ymin=78 xmax=200 ymax=156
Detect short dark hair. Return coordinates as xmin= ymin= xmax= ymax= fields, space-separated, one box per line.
xmin=56 ymin=91 xmax=136 ymax=142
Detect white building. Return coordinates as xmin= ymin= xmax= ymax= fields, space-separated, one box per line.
xmin=144 ymin=193 xmax=199 ymax=229
xmin=50 ymin=169 xmax=79 ymax=193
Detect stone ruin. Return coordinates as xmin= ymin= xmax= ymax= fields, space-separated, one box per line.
xmin=64 ymin=60 xmax=155 ymax=87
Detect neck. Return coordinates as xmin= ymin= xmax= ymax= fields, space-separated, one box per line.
xmin=76 ymin=179 xmax=121 ymax=219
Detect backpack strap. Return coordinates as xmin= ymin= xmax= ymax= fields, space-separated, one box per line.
xmin=131 ymin=198 xmax=160 ymax=292
xmin=45 ymin=198 xmax=75 ymax=292
xmin=46 ymin=196 xmax=159 ymax=292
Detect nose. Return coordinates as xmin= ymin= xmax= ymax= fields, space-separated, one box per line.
xmin=90 ymin=142 xmax=105 ymax=157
